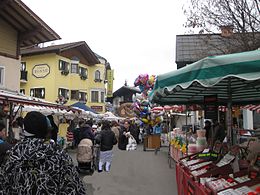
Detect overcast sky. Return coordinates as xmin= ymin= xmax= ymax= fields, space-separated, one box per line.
xmin=23 ymin=0 xmax=187 ymax=91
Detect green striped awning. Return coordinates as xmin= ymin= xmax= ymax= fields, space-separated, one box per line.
xmin=150 ymin=50 xmax=260 ymax=105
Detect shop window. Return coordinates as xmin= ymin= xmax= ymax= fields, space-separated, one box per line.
xmin=71 ymin=63 xmax=79 ymax=74
xmin=101 ymin=91 xmax=105 ymax=103
xmin=71 ymin=90 xmax=79 ymax=100
xmin=79 ymin=67 xmax=87 ymax=80
xmin=79 ymin=92 xmax=87 ymax=102
xmin=91 ymin=91 xmax=99 ymax=102
xmin=58 ymin=88 xmax=69 ymax=100
xmin=59 ymin=60 xmax=69 ymax=75
xmin=94 ymin=70 xmax=102 ymax=82
xmin=30 ymin=88 xmax=45 ymax=99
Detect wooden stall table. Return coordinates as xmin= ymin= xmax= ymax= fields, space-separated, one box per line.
xmin=143 ymin=134 xmax=161 ymax=151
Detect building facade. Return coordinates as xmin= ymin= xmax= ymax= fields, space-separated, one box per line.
xmin=21 ymin=41 xmax=108 ymax=113
xmin=0 ymin=0 xmax=60 ymax=92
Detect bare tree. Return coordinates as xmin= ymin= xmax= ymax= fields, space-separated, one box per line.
xmin=183 ymin=0 xmax=260 ymax=53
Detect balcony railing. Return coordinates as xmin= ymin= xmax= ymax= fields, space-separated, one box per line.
xmin=20 ymin=71 xmax=28 ymax=82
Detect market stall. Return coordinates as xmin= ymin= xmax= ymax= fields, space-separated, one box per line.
xmin=0 ymin=89 xmax=80 ymax=140
xmin=150 ymin=49 xmax=260 ymax=143
xmin=150 ymin=50 xmax=260 ymax=194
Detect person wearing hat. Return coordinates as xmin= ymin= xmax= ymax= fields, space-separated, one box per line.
xmin=92 ymin=124 xmax=98 ymax=135
xmin=0 ymin=111 xmax=85 ymax=194
xmin=0 ymin=122 xmax=12 ymax=165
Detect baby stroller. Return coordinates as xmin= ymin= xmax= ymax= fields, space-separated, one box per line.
xmin=77 ymin=138 xmax=100 ymax=175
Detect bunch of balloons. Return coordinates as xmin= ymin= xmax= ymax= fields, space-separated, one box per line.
xmin=132 ymin=74 xmax=163 ymax=127
xmin=134 ymin=74 xmax=156 ymax=98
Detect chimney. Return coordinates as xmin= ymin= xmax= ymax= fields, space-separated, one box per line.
xmin=220 ymin=25 xmax=234 ymax=37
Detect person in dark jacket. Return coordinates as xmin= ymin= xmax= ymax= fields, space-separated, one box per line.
xmin=0 ymin=111 xmax=85 ymax=194
xmin=75 ymin=120 xmax=95 ymax=146
xmin=47 ymin=115 xmax=58 ymax=143
xmin=118 ymin=120 xmax=131 ymax=150
xmin=213 ymin=120 xmax=226 ymax=144
xmin=96 ymin=120 xmax=117 ymax=172
xmin=204 ymin=120 xmax=212 ymax=144
xmin=0 ymin=122 xmax=12 ymax=165
xmin=118 ymin=120 xmax=136 ymax=150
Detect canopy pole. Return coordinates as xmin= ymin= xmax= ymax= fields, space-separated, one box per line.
xmin=227 ymin=78 xmax=232 ymax=146
xmin=227 ymin=102 xmax=232 ymax=145
xmin=185 ymin=105 xmax=189 ymax=155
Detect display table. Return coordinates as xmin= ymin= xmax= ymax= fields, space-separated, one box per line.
xmin=175 ymin=151 xmax=250 ymax=195
xmin=170 ymin=145 xmax=186 ymax=162
xmin=143 ymin=134 xmax=160 ymax=151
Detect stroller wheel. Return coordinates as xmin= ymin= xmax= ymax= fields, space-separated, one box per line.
xmin=78 ymin=167 xmax=94 ymax=176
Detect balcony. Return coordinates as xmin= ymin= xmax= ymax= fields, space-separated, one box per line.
xmin=20 ymin=71 xmax=27 ymax=83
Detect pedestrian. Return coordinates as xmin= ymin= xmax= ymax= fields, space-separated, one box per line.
xmin=92 ymin=124 xmax=98 ymax=135
xmin=111 ymin=121 xmax=120 ymax=142
xmin=47 ymin=114 xmax=59 ymax=142
xmin=0 ymin=111 xmax=86 ymax=194
xmin=96 ymin=120 xmax=117 ymax=172
xmin=0 ymin=122 xmax=12 ymax=165
xmin=66 ymin=119 xmax=75 ymax=149
xmin=204 ymin=120 xmax=212 ymax=144
xmin=213 ymin=119 xmax=226 ymax=144
xmin=77 ymin=120 xmax=95 ymax=145
xmin=74 ymin=120 xmax=95 ymax=146
xmin=118 ymin=120 xmax=132 ymax=150
xmin=130 ymin=119 xmax=140 ymax=144
xmin=12 ymin=120 xmax=22 ymax=142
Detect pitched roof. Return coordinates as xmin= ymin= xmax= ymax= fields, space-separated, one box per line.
xmin=21 ymin=41 xmax=100 ymax=65
xmin=176 ymin=34 xmax=227 ymax=64
xmin=176 ymin=33 xmax=260 ymax=65
xmin=113 ymin=86 xmax=140 ymax=97
xmin=0 ymin=0 xmax=60 ymax=47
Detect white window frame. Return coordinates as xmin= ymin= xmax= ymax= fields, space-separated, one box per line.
xmin=20 ymin=89 xmax=25 ymax=95
xmin=91 ymin=90 xmax=99 ymax=103
xmin=94 ymin=70 xmax=101 ymax=81
xmin=30 ymin=87 xmax=45 ymax=99
xmin=71 ymin=90 xmax=79 ymax=100
xmin=101 ymin=91 xmax=105 ymax=103
xmin=90 ymin=89 xmax=105 ymax=103
xmin=58 ymin=87 xmax=70 ymax=100
xmin=71 ymin=63 xmax=79 ymax=74
xmin=0 ymin=66 xmax=5 ymax=87
xmin=79 ymin=91 xmax=87 ymax=102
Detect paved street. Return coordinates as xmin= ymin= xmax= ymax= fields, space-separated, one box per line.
xmin=69 ymin=145 xmax=177 ymax=195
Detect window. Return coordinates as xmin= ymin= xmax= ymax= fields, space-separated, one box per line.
xmin=79 ymin=67 xmax=87 ymax=79
xmin=91 ymin=91 xmax=99 ymax=102
xmin=0 ymin=67 xmax=4 ymax=86
xmin=71 ymin=90 xmax=79 ymax=100
xmin=20 ymin=62 xmax=27 ymax=81
xmin=58 ymin=88 xmax=69 ymax=100
xmin=59 ymin=60 xmax=69 ymax=75
xmin=101 ymin=91 xmax=105 ymax=103
xmin=94 ymin=70 xmax=101 ymax=81
xmin=21 ymin=62 xmax=26 ymax=71
xmin=79 ymin=92 xmax=87 ymax=102
xmin=20 ymin=89 xmax=25 ymax=95
xmin=30 ymin=88 xmax=45 ymax=99
xmin=71 ymin=63 xmax=79 ymax=73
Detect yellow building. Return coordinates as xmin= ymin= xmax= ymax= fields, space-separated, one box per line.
xmin=21 ymin=41 xmax=108 ymax=113
xmin=0 ymin=0 xmax=60 ymax=92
